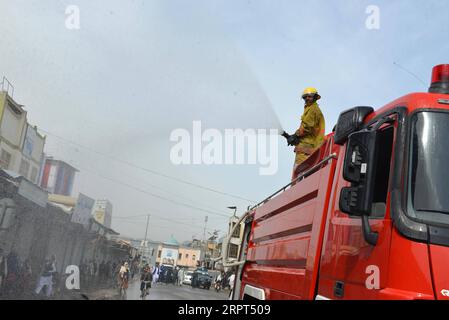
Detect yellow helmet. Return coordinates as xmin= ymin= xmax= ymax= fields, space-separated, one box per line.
xmin=302 ymin=87 xmax=321 ymax=100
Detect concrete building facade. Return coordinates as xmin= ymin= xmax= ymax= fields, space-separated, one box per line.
xmin=177 ymin=247 xmax=201 ymax=268
xmin=0 ymin=91 xmax=45 ymax=185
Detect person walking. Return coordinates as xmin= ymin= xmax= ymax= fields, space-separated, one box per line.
xmin=89 ymin=260 xmax=95 ymax=288
xmin=18 ymin=259 xmax=32 ymax=299
xmin=35 ymin=255 xmax=57 ymax=298
xmin=99 ymin=260 xmax=106 ymax=283
xmin=118 ymin=261 xmax=130 ymax=299
xmin=4 ymin=251 xmax=20 ymax=298
xmin=177 ymin=267 xmax=184 ymax=286
xmin=0 ymin=248 xmax=7 ymax=297
xmin=151 ymin=264 xmax=160 ymax=285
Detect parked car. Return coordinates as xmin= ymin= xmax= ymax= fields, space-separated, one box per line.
xmin=159 ymin=265 xmax=174 ymax=284
xmin=183 ymin=271 xmax=194 ymax=285
xmin=191 ymin=270 xmax=212 ymax=290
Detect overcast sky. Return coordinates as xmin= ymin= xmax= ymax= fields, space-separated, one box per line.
xmin=0 ymin=0 xmax=448 ymax=242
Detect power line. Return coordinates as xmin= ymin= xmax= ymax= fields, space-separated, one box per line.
xmin=113 ymin=214 xmax=220 ymax=233
xmin=66 ymin=160 xmax=230 ymax=219
xmin=115 ymin=217 xmax=219 ymax=237
xmin=52 ymin=134 xmax=230 ymax=216
xmin=39 ymin=128 xmax=255 ymax=203
xmin=47 ymin=135 xmax=230 ymax=217
xmin=117 ymin=220 xmax=190 ymax=232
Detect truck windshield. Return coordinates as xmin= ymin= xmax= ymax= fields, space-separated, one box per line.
xmin=409 ymin=111 xmax=449 ymax=226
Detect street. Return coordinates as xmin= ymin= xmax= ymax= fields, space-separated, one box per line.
xmin=126 ymin=280 xmax=229 ymax=300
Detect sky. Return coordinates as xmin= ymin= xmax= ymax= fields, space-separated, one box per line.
xmin=0 ymin=0 xmax=448 ymax=242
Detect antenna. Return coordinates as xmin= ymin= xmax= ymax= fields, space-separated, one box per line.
xmin=393 ymin=62 xmax=426 ymax=88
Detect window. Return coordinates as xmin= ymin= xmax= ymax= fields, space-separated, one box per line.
xmin=0 ymin=150 xmax=11 ymax=169
xmin=370 ymin=125 xmax=394 ymax=218
xmin=192 ymin=254 xmax=195 ymax=261
xmin=151 ymin=248 xmax=155 ymax=256
xmin=409 ymin=112 xmax=449 ymax=226
xmin=30 ymin=167 xmax=38 ymax=183
xmin=229 ymin=244 xmax=239 ymax=259
xmin=19 ymin=159 xmax=30 ymax=177
xmin=232 ymin=223 xmax=241 ymax=238
xmin=178 ymin=253 xmax=182 ymax=260
xmin=158 ymin=250 xmax=161 ymax=258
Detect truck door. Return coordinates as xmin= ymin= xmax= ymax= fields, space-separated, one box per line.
xmin=317 ymin=114 xmax=397 ymax=300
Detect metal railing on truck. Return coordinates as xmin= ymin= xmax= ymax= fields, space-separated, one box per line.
xmin=212 ymin=151 xmax=337 ymax=269
xmin=248 ymin=152 xmax=337 ymax=212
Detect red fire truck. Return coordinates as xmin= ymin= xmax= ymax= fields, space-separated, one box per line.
xmin=229 ymin=64 xmax=449 ymax=300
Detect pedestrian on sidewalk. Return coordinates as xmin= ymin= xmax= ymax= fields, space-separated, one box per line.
xmin=35 ymin=255 xmax=57 ymax=298
xmin=18 ymin=259 xmax=32 ymax=299
xmin=93 ymin=259 xmax=98 ymax=286
xmin=118 ymin=261 xmax=130 ymax=297
xmin=4 ymin=251 xmax=20 ymax=298
xmin=0 ymin=248 xmax=7 ymax=297
xmin=89 ymin=260 xmax=95 ymax=288
xmin=99 ymin=260 xmax=105 ymax=282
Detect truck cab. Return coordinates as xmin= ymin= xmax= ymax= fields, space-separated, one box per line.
xmin=234 ymin=64 xmax=449 ymax=300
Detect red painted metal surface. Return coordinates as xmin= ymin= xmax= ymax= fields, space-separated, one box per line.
xmin=429 ymin=244 xmax=449 ymax=300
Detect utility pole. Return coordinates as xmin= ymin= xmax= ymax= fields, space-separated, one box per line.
xmin=202 ymin=216 xmax=208 ymax=267
xmin=140 ymin=214 xmax=150 ymax=266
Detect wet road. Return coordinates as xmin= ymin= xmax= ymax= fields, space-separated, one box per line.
xmin=126 ymin=280 xmax=229 ymax=300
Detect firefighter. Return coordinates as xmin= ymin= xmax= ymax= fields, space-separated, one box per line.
xmin=283 ymin=87 xmax=325 ymax=170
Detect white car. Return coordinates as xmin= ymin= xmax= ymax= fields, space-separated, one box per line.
xmin=183 ymin=271 xmax=194 ymax=285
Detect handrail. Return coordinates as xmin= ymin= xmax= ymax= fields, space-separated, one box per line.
xmin=1 ymin=77 xmax=14 ymax=98
xmin=248 ymin=152 xmax=337 ymax=212
xmin=213 ymin=152 xmax=337 ymax=269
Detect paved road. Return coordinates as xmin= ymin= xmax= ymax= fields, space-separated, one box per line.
xmin=126 ymin=280 xmax=229 ymax=300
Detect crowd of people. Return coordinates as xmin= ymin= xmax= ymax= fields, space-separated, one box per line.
xmin=0 ymin=246 xmax=137 ymax=299
xmin=0 ymin=251 xmax=63 ymax=299
xmin=0 ymin=247 xmax=237 ymax=300
xmin=0 ymin=249 xmax=33 ymax=299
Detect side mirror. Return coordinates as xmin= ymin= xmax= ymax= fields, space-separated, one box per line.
xmin=334 ymin=106 xmax=374 ymax=145
xmin=339 ymin=130 xmax=379 ymax=246
xmin=340 ymin=130 xmax=378 ymax=215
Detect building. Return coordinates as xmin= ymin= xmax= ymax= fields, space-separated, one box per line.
xmin=227 ymin=214 xmax=245 ymax=262
xmin=48 ymin=193 xmax=109 ymax=231
xmin=0 ymin=88 xmax=46 ymax=185
xmin=138 ymin=239 xmax=160 ymax=266
xmin=157 ymin=235 xmax=179 ymax=266
xmin=177 ymin=246 xmax=201 ymax=269
xmin=40 ymin=157 xmax=78 ymax=196
xmin=215 ymin=214 xmax=245 ymax=271
xmin=0 ymin=168 xmax=128 ymax=275
xmin=92 ymin=199 xmax=113 ymax=228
